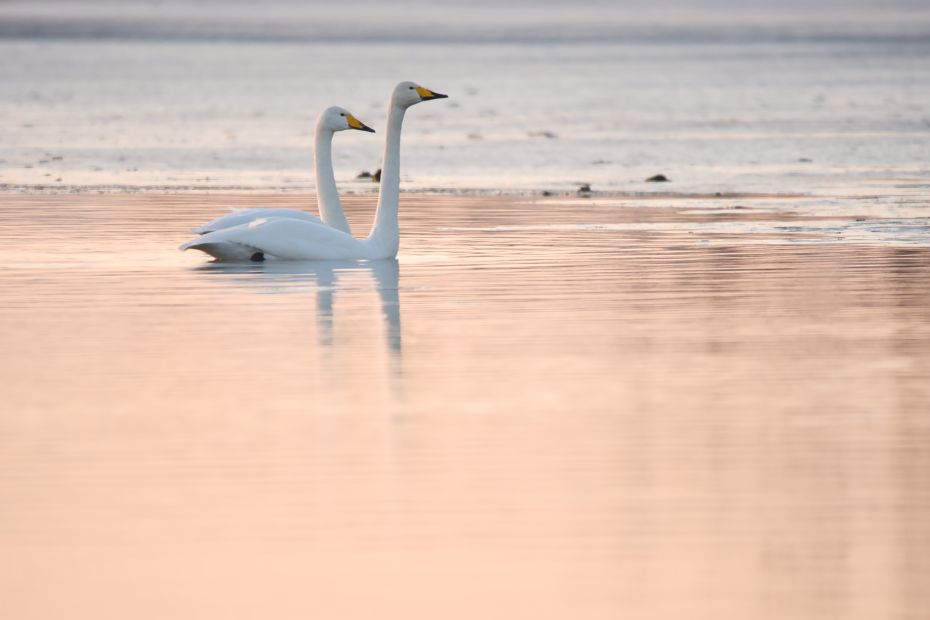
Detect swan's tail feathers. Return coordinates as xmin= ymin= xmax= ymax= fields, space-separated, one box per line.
xmin=191 ymin=208 xmax=250 ymax=234
xmin=179 ymin=238 xmax=266 ymax=262
xmin=192 ymin=220 xmax=223 ymax=235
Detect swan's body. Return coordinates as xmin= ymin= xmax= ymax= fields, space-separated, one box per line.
xmin=191 ymin=107 xmax=374 ymax=235
xmin=181 ymin=82 xmax=447 ymax=262
xmin=182 ymin=216 xmax=387 ymax=261
xmin=193 ymin=207 xmax=320 ymax=235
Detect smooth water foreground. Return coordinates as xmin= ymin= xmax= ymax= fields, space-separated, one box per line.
xmin=0 ymin=193 xmax=928 ymax=619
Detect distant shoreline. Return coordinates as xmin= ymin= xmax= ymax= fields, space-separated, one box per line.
xmin=0 ymin=183 xmax=813 ymax=200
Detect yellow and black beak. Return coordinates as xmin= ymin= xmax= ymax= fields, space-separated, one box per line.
xmin=415 ymin=86 xmax=449 ymax=101
xmin=346 ymin=114 xmax=376 ymax=133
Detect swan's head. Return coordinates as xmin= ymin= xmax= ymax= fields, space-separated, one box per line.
xmin=320 ymin=106 xmax=375 ymax=133
xmin=392 ymin=81 xmax=448 ymax=108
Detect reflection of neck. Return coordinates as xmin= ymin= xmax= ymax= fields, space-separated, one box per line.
xmin=372 ymin=259 xmax=401 ymax=355
xmin=313 ymin=122 xmax=351 ymax=235
xmin=366 ymin=102 xmax=405 ymax=257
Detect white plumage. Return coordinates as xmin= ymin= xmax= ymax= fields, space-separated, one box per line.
xmin=181 ymin=82 xmax=447 ymax=262
xmin=190 ymin=106 xmax=375 ymax=236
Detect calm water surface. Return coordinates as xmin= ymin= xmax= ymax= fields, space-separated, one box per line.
xmin=0 ymin=193 xmax=928 ymax=619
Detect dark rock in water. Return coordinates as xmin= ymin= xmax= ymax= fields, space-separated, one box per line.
xmin=577 ymin=183 xmax=592 ymax=196
xmin=527 ymin=131 xmax=558 ymax=139
xmin=250 ymin=252 xmax=265 ymax=262
xmin=372 ymin=168 xmax=382 ymax=183
xmin=645 ymin=174 xmax=669 ymax=182
xmin=542 ymin=190 xmax=553 ymax=197
xmin=356 ymin=171 xmax=372 ymax=179
xmin=798 ymin=158 xmax=813 ymax=163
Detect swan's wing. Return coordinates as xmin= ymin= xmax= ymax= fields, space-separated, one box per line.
xmin=181 ymin=217 xmax=366 ymax=261
xmin=192 ymin=208 xmax=321 ymax=234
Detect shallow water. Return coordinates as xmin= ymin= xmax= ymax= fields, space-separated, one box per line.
xmin=1 ymin=194 xmax=929 ymax=619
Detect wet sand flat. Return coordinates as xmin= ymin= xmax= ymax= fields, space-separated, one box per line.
xmin=1 ymin=193 xmax=929 ymax=619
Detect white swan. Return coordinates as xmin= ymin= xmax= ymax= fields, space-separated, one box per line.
xmin=191 ymin=106 xmax=375 ymax=235
xmin=181 ymin=82 xmax=447 ymax=261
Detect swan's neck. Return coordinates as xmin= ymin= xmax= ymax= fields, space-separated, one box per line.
xmin=366 ymin=103 xmax=405 ymax=256
xmin=314 ymin=123 xmax=351 ymax=235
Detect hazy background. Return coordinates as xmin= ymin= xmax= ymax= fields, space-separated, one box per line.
xmin=1 ymin=0 xmax=928 ymax=194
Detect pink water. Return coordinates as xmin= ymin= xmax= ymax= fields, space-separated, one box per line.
xmin=0 ymin=193 xmax=928 ymax=619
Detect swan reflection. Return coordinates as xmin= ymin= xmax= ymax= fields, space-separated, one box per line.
xmin=194 ymin=259 xmax=402 ymax=357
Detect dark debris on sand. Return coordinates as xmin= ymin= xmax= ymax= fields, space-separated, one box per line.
xmin=356 ymin=169 xmax=382 ymax=183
